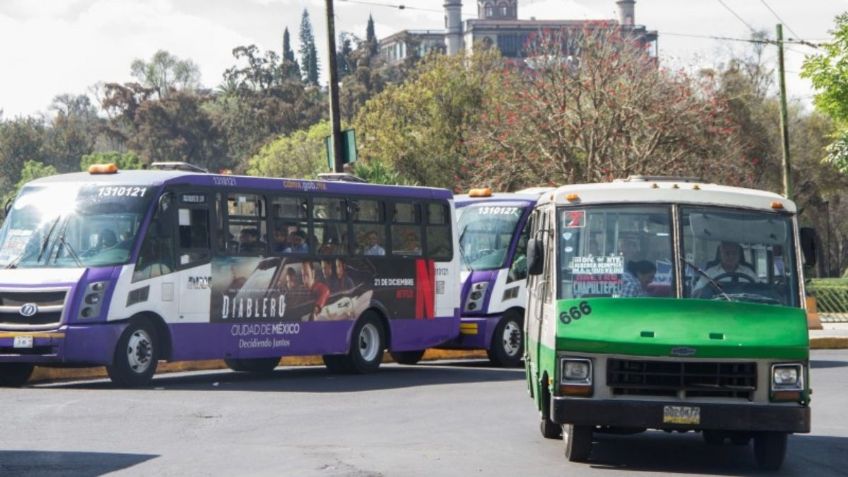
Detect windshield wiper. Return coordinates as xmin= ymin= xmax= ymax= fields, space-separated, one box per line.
xmin=35 ymin=216 xmax=62 ymax=263
xmin=683 ymin=259 xmax=732 ymax=302
xmin=55 ymin=234 xmax=83 ymax=268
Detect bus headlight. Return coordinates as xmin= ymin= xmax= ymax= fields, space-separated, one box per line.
xmin=464 ymin=282 xmax=488 ymax=312
xmin=771 ymin=363 xmax=804 ymax=401
xmin=559 ymin=357 xmax=593 ymax=396
xmin=79 ymin=281 xmax=109 ymax=320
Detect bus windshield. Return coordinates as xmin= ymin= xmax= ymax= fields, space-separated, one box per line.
xmin=0 ymin=183 xmax=155 ymax=269
xmin=458 ymin=204 xmax=525 ymax=271
xmin=556 ymin=205 xmax=799 ymax=307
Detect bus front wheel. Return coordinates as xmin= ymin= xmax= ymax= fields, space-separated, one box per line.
xmin=487 ymin=314 xmax=524 ymax=368
xmin=225 ymin=357 xmax=280 ymax=374
xmin=347 ymin=313 xmax=385 ymax=374
xmin=0 ymin=363 xmax=34 ymax=387
xmin=753 ymin=432 xmax=787 ymax=471
xmin=563 ymin=424 xmax=593 ymax=462
xmin=107 ymin=321 xmax=158 ymax=387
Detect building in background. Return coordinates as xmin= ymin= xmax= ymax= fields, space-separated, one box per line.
xmin=379 ymin=0 xmax=657 ymax=63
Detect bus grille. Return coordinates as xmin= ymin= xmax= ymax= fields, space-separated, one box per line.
xmin=0 ymin=289 xmax=68 ymax=329
xmin=607 ymin=359 xmax=757 ymax=400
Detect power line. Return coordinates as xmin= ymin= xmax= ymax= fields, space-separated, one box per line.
xmin=660 ymin=31 xmax=822 ymax=49
xmin=716 ymin=0 xmax=758 ymax=34
xmin=337 ymin=0 xmax=475 ymax=15
xmin=759 ymin=0 xmax=801 ymax=40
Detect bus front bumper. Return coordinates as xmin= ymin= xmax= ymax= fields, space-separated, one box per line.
xmin=437 ymin=315 xmax=500 ymax=350
xmin=551 ymin=397 xmax=810 ymax=433
xmin=0 ymin=324 xmax=123 ymax=365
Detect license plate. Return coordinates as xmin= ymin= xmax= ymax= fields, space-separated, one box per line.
xmin=13 ymin=335 xmax=34 ymax=349
xmin=663 ymin=405 xmax=700 ymax=425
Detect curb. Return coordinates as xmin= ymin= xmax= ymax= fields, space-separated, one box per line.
xmin=810 ymin=337 xmax=848 ymax=350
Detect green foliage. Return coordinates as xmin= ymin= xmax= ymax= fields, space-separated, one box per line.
xmin=45 ymin=94 xmax=101 ymax=173
xmin=299 ymin=10 xmax=320 ymax=85
xmin=80 ymin=151 xmax=143 ymax=171
xmin=824 ymin=130 xmax=848 ymax=174
xmin=802 ymin=13 xmax=848 ymax=124
xmin=366 ymin=15 xmax=378 ymax=57
xmin=3 ymin=160 xmax=58 ymax=204
xmin=354 ymin=49 xmax=504 ymax=188
xmin=130 ymin=50 xmax=201 ymax=99
xmin=282 ymin=28 xmax=301 ymax=80
xmin=352 ymin=159 xmax=416 ymax=185
xmin=246 ymin=120 xmax=331 ymax=179
xmin=0 ymin=117 xmax=47 ymax=200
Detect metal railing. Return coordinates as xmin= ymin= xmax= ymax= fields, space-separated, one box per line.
xmin=807 ymin=279 xmax=848 ymax=323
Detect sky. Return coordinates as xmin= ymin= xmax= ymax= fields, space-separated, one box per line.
xmin=0 ymin=0 xmax=846 ymax=119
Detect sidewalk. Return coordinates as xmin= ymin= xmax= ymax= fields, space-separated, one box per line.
xmin=809 ymin=322 xmax=848 ymax=349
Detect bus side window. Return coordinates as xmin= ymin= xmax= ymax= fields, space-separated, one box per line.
xmin=177 ymin=193 xmax=211 ymax=267
xmin=352 ymin=200 xmax=386 ymax=256
xmin=391 ymin=202 xmax=422 ymax=256
xmin=226 ymin=193 xmax=267 ymax=256
xmin=312 ymin=197 xmax=349 ymax=255
xmin=508 ymin=220 xmax=530 ymax=282
xmin=425 ymin=202 xmax=452 ymax=260
xmin=132 ymin=206 xmax=176 ymax=282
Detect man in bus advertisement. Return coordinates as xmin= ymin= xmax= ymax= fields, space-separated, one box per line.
xmin=209 ymin=257 xmax=438 ymax=324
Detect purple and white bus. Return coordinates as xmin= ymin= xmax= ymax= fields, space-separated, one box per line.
xmin=439 ymin=187 xmax=551 ymax=367
xmin=0 ymin=164 xmax=459 ymax=386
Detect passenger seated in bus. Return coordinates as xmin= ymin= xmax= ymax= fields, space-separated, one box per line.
xmin=283 ymin=230 xmax=308 ymax=253
xmin=238 ymin=228 xmax=265 ymax=254
xmin=84 ymin=228 xmax=118 ymax=256
xmin=400 ymin=232 xmax=422 ymax=256
xmin=272 ymin=227 xmax=289 ymax=253
xmin=362 ymin=231 xmax=385 ymax=256
xmin=621 ymin=260 xmax=656 ymax=297
xmin=694 ymin=241 xmax=758 ymax=291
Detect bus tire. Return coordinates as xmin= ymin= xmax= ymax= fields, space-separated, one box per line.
xmin=487 ymin=313 xmax=524 ymax=368
xmin=347 ymin=313 xmax=385 ymax=374
xmin=0 ymin=363 xmax=34 ymax=387
xmin=390 ymin=350 xmax=425 ymax=365
xmin=539 ymin=382 xmax=562 ymax=439
xmin=753 ymin=432 xmax=787 ymax=471
xmin=563 ymin=424 xmax=593 ymax=462
xmin=107 ymin=321 xmax=159 ymax=387
xmin=224 ymin=357 xmax=280 ymax=374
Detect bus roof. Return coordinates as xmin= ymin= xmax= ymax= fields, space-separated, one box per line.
xmin=27 ymin=170 xmax=453 ymax=200
xmin=538 ymin=180 xmax=796 ymax=213
xmin=455 ymin=189 xmax=552 ymax=206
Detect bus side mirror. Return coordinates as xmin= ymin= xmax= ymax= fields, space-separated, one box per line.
xmin=155 ymin=192 xmax=175 ymax=237
xmin=799 ymin=227 xmax=817 ymax=267
xmin=2 ymin=198 xmax=11 ymax=219
xmin=527 ymin=238 xmax=544 ymax=276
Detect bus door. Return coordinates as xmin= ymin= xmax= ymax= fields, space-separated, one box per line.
xmin=174 ymin=191 xmax=213 ymax=323
xmin=525 ymin=207 xmax=551 ymax=385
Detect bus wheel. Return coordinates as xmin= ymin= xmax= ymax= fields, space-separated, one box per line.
xmin=390 ymin=350 xmax=425 ymax=365
xmin=0 ymin=363 xmax=34 ymax=387
xmin=322 ymin=355 xmax=351 ymax=374
xmin=563 ymin=424 xmax=593 ymax=462
xmin=539 ymin=384 xmax=562 ymax=439
xmin=487 ymin=314 xmax=524 ymax=368
xmin=753 ymin=432 xmax=787 ymax=471
xmin=107 ymin=322 xmax=158 ymax=387
xmin=224 ymin=358 xmax=280 ymax=374
xmin=347 ymin=313 xmax=385 ymax=374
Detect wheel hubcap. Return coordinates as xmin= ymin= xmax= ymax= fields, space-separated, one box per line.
xmin=127 ymin=330 xmax=153 ymax=373
xmin=502 ymin=320 xmax=521 ymax=356
xmin=358 ymin=323 xmax=380 ymax=362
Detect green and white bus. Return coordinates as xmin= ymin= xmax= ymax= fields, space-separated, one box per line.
xmin=524 ymin=177 xmax=815 ymax=470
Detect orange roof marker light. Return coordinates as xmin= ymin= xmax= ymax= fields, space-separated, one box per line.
xmin=565 ymin=193 xmax=580 ymax=202
xmin=88 ymin=163 xmax=118 ymax=174
xmin=771 ymin=201 xmax=785 ymax=210
xmin=468 ymin=187 xmax=493 ymax=198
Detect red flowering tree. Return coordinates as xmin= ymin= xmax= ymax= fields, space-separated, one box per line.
xmin=465 ymin=26 xmax=752 ymax=190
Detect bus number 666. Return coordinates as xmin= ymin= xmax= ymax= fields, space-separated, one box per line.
xmin=559 ymin=301 xmax=592 ymax=324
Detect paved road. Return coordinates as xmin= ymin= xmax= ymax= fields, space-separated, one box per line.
xmin=1 ymin=350 xmax=847 ymax=476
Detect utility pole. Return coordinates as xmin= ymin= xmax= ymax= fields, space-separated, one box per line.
xmin=324 ymin=0 xmax=344 ymax=173
xmin=776 ymin=24 xmax=793 ymax=200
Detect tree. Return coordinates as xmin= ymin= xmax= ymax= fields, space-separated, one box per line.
xmin=354 ymin=48 xmax=505 ymax=188
xmin=246 ymin=121 xmax=331 ymax=178
xmin=466 ymin=27 xmax=750 ymax=190
xmin=130 ymin=50 xmax=202 ymax=99
xmin=0 ymin=117 xmax=47 ymax=201
xmin=44 ymin=94 xmax=101 ymax=173
xmin=3 ymin=160 xmax=58 ymax=204
xmin=299 ymin=10 xmax=320 ymax=85
xmin=337 ymin=33 xmax=356 ymax=78
xmin=282 ymin=27 xmax=301 ymax=80
xmin=366 ymin=14 xmax=378 ymax=57
xmin=802 ymin=13 xmax=848 ymax=173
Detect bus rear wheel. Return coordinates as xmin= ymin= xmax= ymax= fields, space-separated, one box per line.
xmin=0 ymin=363 xmax=34 ymax=387
xmin=563 ymin=424 xmax=593 ymax=462
xmin=225 ymin=357 xmax=280 ymax=374
xmin=390 ymin=350 xmax=425 ymax=365
xmin=753 ymin=432 xmax=787 ymax=471
xmin=347 ymin=313 xmax=385 ymax=374
xmin=107 ymin=321 xmax=158 ymax=387
xmin=487 ymin=314 xmax=524 ymax=367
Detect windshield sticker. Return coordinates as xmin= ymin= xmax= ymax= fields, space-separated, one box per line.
xmin=570 ymin=255 xmax=624 ymax=296
xmin=563 ymin=210 xmax=585 ymax=228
